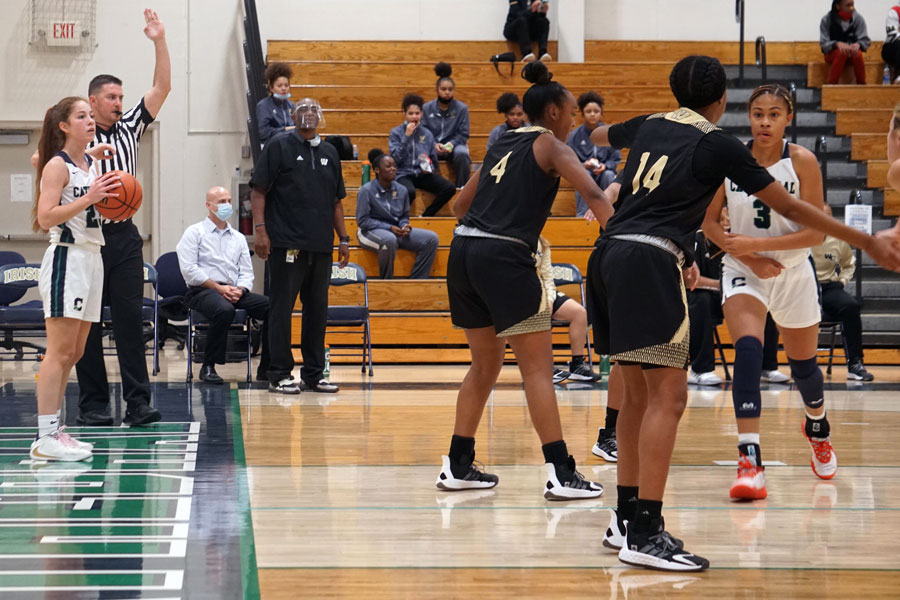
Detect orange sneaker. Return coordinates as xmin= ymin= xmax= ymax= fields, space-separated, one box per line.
xmin=729 ymin=454 xmax=767 ymax=500
xmin=803 ymin=423 xmax=837 ymax=480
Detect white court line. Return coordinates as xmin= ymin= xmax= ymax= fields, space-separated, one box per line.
xmin=0 ymin=482 xmax=103 ymax=489
xmin=713 ymin=460 xmax=787 ymax=466
xmin=0 ymin=568 xmax=184 ymax=592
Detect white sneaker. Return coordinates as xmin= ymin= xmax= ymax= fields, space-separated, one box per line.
xmin=56 ymin=426 xmax=93 ymax=452
xmin=539 ymin=53 xmax=553 ymax=62
xmin=521 ymin=53 xmax=536 ymax=63
xmin=543 ymin=458 xmax=603 ymax=500
xmin=268 ymin=377 xmax=301 ymax=394
xmin=803 ymin=424 xmax=837 ymax=480
xmin=30 ymin=433 xmax=92 ymax=462
xmin=687 ymin=371 xmax=722 ymax=386
xmin=761 ymin=370 xmax=790 ymax=383
xmin=435 ymin=455 xmax=499 ymax=490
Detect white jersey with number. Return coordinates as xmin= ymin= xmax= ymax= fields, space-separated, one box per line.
xmin=48 ymin=151 xmax=104 ymax=247
xmin=723 ymin=140 xmax=806 ymax=269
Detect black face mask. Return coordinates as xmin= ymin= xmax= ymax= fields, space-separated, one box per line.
xmin=439 ymin=96 xmax=454 ymax=106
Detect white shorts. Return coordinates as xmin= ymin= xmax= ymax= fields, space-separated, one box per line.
xmin=39 ymin=243 xmax=104 ymax=322
xmin=721 ymin=258 xmax=820 ymax=329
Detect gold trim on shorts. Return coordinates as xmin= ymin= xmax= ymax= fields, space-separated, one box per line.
xmin=497 ymin=307 xmax=552 ymax=337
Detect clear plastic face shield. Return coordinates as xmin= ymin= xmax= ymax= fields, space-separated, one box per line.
xmin=294 ymin=100 xmax=325 ymax=130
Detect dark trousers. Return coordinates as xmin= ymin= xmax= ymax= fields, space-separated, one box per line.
xmin=76 ymin=220 xmax=150 ymax=413
xmin=688 ymin=290 xmax=720 ymax=373
xmin=186 ymin=287 xmax=270 ymax=370
xmin=437 ymin=145 xmax=471 ymax=188
xmin=397 ymin=172 xmax=456 ymax=217
xmin=762 ymin=313 xmax=780 ymax=371
xmin=266 ymin=248 xmax=331 ymax=384
xmin=821 ymin=281 xmax=864 ymax=364
xmin=503 ymin=13 xmax=549 ymax=57
xmin=884 ymin=40 xmax=900 ymax=76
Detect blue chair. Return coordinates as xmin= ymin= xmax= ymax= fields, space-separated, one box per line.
xmin=550 ymin=262 xmax=593 ymax=369
xmin=0 ymin=253 xmax=46 ymax=360
xmin=327 ymin=262 xmax=373 ymax=375
xmin=154 ymin=252 xmax=188 ymax=353
xmin=101 ymin=262 xmax=160 ymax=375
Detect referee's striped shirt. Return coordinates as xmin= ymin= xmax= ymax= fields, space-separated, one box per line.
xmin=87 ymin=97 xmax=154 ymax=222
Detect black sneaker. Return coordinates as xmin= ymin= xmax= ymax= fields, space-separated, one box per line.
xmin=552 ymin=368 xmax=570 ymax=384
xmin=618 ymin=520 xmax=707 ymax=572
xmin=121 ymin=404 xmax=162 ymax=428
xmin=592 ymin=428 xmax=618 ymax=462
xmin=268 ymin=377 xmax=301 ymax=394
xmin=543 ymin=456 xmax=603 ymax=500
xmin=847 ymin=362 xmax=874 ymax=382
xmin=76 ymin=409 xmax=114 ymax=426
xmin=435 ymin=455 xmax=499 ymax=490
xmin=568 ymin=360 xmax=601 ymax=382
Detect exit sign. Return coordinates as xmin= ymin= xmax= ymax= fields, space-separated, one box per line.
xmin=47 ymin=21 xmax=81 ymax=46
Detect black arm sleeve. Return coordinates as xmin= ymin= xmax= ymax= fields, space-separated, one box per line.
xmin=692 ymin=131 xmax=774 ymax=194
xmin=607 ymin=115 xmax=649 ymax=150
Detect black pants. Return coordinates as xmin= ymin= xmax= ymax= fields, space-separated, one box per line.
xmin=762 ymin=313 xmax=780 ymax=371
xmin=186 ymin=287 xmax=270 ymax=370
xmin=76 ymin=220 xmax=150 ymax=413
xmin=883 ymin=40 xmax=900 ymax=70
xmin=266 ymin=248 xmax=331 ymax=384
xmin=397 ymin=172 xmax=456 ymax=216
xmin=687 ymin=290 xmax=720 ymax=373
xmin=821 ymin=281 xmax=863 ymax=364
xmin=503 ymin=13 xmax=549 ymax=57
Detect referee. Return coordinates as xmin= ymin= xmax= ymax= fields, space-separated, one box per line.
xmin=75 ymin=9 xmax=170 ymax=427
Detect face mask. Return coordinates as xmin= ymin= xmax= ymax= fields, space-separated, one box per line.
xmin=273 ymin=92 xmax=290 ymax=101
xmin=214 ymin=203 xmax=233 ymax=221
xmin=838 ymin=9 xmax=853 ymax=20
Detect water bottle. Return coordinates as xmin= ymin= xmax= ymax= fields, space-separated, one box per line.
xmin=884 ymin=65 xmax=892 ymax=85
xmin=600 ymin=355 xmax=611 ymax=377
xmin=352 ymin=144 xmax=359 ymax=160
xmin=361 ymin=161 xmax=371 ymax=185
xmin=323 ymin=345 xmax=331 ymax=377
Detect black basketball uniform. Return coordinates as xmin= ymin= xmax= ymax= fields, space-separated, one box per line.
xmin=587 ymin=108 xmax=774 ymax=368
xmin=448 ymin=126 xmax=560 ymax=335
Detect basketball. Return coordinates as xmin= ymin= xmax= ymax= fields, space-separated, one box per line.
xmin=95 ymin=170 xmax=143 ymax=221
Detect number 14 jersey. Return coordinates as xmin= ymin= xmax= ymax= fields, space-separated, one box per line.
xmin=724 ymin=140 xmax=806 ymax=269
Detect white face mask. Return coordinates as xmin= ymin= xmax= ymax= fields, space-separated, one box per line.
xmin=273 ymin=92 xmax=290 ymax=101
xmin=212 ymin=202 xmax=233 ymax=221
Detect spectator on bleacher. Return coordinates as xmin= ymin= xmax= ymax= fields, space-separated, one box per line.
xmin=812 ymin=204 xmax=874 ymax=381
xmin=687 ymin=230 xmax=724 ymax=386
xmin=503 ymin=0 xmax=551 ymax=63
xmin=550 ymin=290 xmax=601 ymax=383
xmin=390 ymin=93 xmax=456 ymax=217
xmin=566 ymin=91 xmax=620 ymax=217
xmin=486 ymin=92 xmax=527 ymax=152
xmin=356 ymin=148 xmax=439 ymax=279
xmin=176 ymin=186 xmax=270 ymax=384
xmin=422 ymin=63 xmax=472 ymax=189
xmin=256 ymin=62 xmax=295 ymax=146
xmin=820 ymin=0 xmax=870 ymax=85
xmin=883 ymin=1 xmax=900 ymax=82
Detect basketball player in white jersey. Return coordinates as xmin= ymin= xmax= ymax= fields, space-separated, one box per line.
xmin=702 ymin=85 xmax=834 ymax=500
xmin=31 ymin=97 xmax=120 ymax=461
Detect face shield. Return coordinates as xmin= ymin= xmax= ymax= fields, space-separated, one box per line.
xmin=294 ymin=100 xmax=325 ymax=130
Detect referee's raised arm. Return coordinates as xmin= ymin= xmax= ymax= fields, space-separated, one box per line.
xmin=141 ymin=8 xmax=171 ymax=119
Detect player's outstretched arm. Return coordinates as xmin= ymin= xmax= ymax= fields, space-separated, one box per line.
xmin=142 ymin=9 xmax=171 ymax=118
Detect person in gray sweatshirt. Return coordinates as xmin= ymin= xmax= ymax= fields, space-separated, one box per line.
xmin=422 ymin=63 xmax=472 ymax=189
xmin=389 ymin=93 xmax=456 ymax=217
xmin=820 ymin=0 xmax=870 ymax=84
xmin=356 ymin=148 xmax=439 ymax=279
xmin=486 ymin=92 xmax=528 ymax=153
xmin=255 ymin=62 xmax=295 ymax=146
xmin=566 ymin=91 xmax=620 ymax=217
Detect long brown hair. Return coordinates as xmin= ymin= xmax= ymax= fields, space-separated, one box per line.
xmin=33 ymin=96 xmax=87 ymax=232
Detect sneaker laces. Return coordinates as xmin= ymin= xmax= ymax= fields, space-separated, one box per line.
xmin=53 ymin=428 xmax=80 ymax=448
xmin=736 ymin=454 xmax=763 ymax=478
xmin=809 ymin=437 xmax=833 ymax=464
xmin=461 ymin=460 xmax=496 ymax=482
xmin=561 ymin=458 xmax=593 ymax=490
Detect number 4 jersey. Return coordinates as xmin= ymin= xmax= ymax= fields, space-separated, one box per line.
xmin=603 ymin=108 xmax=773 ymax=264
xmin=724 ymin=140 xmax=807 ymax=269
xmin=48 ymin=151 xmax=104 ymax=247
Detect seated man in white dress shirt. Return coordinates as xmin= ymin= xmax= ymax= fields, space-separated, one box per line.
xmin=176 ymin=186 xmax=270 ymax=384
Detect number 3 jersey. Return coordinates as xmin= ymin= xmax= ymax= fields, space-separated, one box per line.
xmin=724 ymin=140 xmax=807 ymax=269
xmin=460 ymin=126 xmax=560 ymax=251
xmin=48 ymin=151 xmax=104 ymax=247
xmin=603 ymin=109 xmax=774 ymax=264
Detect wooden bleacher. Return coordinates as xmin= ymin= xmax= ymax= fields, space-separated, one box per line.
xmin=267 ymin=39 xmax=900 ymax=365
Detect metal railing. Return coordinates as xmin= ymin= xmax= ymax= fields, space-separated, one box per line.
xmin=242 ymin=0 xmax=267 ymax=163
xmin=755 ymin=36 xmax=767 ymax=83
xmin=815 ymin=136 xmax=828 ymax=201
xmin=848 ymin=189 xmax=864 ymax=303
xmin=789 ymin=83 xmax=798 ymax=144
xmin=736 ymin=0 xmax=745 ymax=84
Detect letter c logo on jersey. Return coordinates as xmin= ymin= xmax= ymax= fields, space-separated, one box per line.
xmin=731 ymin=277 xmax=747 ymax=288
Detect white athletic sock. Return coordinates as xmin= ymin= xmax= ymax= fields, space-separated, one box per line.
xmin=738 ymin=432 xmax=760 ymax=446
xmin=37 ymin=414 xmax=59 ymax=438
xmin=805 ymin=410 xmax=825 ymax=421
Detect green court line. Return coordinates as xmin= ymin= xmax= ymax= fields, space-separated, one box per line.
xmin=231 ymin=387 xmax=261 ymax=600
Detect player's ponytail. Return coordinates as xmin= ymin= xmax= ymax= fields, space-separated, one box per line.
xmin=521 ymin=62 xmax=568 ymax=123
xmin=669 ymin=55 xmax=727 ymax=111
xmin=33 ymin=96 xmax=84 ymax=232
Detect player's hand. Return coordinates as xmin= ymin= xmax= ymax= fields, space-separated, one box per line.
xmin=867 ymin=233 xmax=900 ymax=272
xmin=87 ymin=144 xmax=116 ymax=162
xmin=722 ymin=232 xmax=758 ymax=256
xmin=746 ymin=256 xmax=784 ymax=279
xmin=531 ymin=0 xmax=541 ymax=12
xmin=681 ymin=263 xmax=700 ymax=291
xmin=539 ymin=2 xmax=549 ymax=13
xmin=390 ymin=225 xmax=404 ymax=236
xmin=850 ymin=43 xmax=861 ymax=53
xmin=405 ymin=122 xmax=417 ymax=137
xmin=583 ymin=209 xmax=596 ymax=223
xmin=143 ymin=9 xmax=166 ymax=41
xmin=84 ymin=172 xmax=121 ymax=205
xmin=254 ymin=227 xmax=270 ymax=261
xmin=400 ymin=225 xmax=412 ymax=237
xmin=337 ymin=243 xmax=350 ymax=267
xmin=876 ymin=223 xmax=900 ymax=243
xmin=435 ymin=143 xmax=448 ymax=156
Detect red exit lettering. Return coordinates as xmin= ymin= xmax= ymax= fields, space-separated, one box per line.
xmin=53 ymin=22 xmax=75 ymax=39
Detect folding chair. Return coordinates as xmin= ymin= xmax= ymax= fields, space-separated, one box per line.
xmin=326 ymin=262 xmax=373 ymax=375
xmin=154 ymin=252 xmax=188 ymax=353
xmin=0 ymin=255 xmax=45 ymax=360
xmin=186 ymin=306 xmax=253 ymax=383
xmin=818 ymin=319 xmax=845 ymax=376
xmin=550 ymin=262 xmax=593 ymax=369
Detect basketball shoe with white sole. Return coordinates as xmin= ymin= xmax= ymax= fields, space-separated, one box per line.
xmin=435 ymin=455 xmax=499 ymax=490
xmin=603 ymin=508 xmax=627 ymax=551
xmin=30 ymin=433 xmax=92 ymax=462
xmin=592 ymin=427 xmax=618 ymax=462
xmin=729 ymin=454 xmax=767 ymax=500
xmin=543 ymin=456 xmax=603 ymax=500
xmin=803 ymin=424 xmax=837 ymax=480
xmin=56 ymin=426 xmax=93 ymax=452
xmin=618 ymin=521 xmax=708 ymax=572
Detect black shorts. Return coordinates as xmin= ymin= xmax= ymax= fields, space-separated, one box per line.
xmin=447 ymin=236 xmax=550 ymax=336
xmin=552 ymin=291 xmax=569 ymax=315
xmin=587 ymin=238 xmax=689 ymax=369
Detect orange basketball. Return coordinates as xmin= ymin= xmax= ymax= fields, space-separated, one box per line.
xmin=95 ymin=170 xmax=143 ymax=221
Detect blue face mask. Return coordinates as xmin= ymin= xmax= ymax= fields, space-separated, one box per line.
xmin=213 ymin=203 xmax=233 ymax=221
xmin=273 ymin=92 xmax=290 ymax=101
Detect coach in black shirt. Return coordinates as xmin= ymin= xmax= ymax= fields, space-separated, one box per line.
xmin=250 ymin=98 xmax=350 ymax=394
xmin=75 ymin=9 xmax=169 ymax=427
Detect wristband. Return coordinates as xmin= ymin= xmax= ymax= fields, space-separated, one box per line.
xmin=339 ymin=236 xmax=350 ymax=243
xmin=339 ymin=241 xmax=349 ymax=246
xmin=255 ymin=223 xmax=266 ymax=229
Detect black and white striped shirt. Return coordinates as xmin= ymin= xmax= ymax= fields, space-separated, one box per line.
xmin=87 ymin=98 xmax=154 ymax=223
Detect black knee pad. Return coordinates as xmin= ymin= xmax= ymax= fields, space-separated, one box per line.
xmin=788 ymin=356 xmax=824 ymax=409
xmin=733 ymin=336 xmax=763 ymax=419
